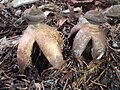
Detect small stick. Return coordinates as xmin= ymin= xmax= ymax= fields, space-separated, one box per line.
xmin=88 ymin=68 xmax=106 ymax=86
xmin=41 ymin=81 xmax=45 ymax=90
xmin=63 ymin=79 xmax=69 ymax=90
xmin=91 ymin=80 xmax=107 ymax=88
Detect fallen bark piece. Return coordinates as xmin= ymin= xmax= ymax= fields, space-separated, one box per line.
xmin=17 ymin=24 xmax=65 ymax=73
xmin=11 ymin=0 xmax=39 ymax=8
xmin=103 ymin=5 xmax=120 ymax=17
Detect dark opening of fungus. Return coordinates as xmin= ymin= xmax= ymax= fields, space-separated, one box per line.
xmin=31 ymin=42 xmax=50 ymax=74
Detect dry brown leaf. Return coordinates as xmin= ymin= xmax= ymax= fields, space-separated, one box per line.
xmin=17 ymin=24 xmax=65 ymax=73
xmin=56 ymin=17 xmax=67 ymax=28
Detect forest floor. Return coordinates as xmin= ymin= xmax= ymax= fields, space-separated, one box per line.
xmin=0 ymin=0 xmax=120 ymax=90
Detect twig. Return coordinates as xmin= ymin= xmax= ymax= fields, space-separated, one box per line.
xmin=100 ymin=86 xmax=104 ymax=90
xmin=95 ymin=69 xmax=106 ymax=81
xmin=2 ymin=72 xmax=14 ymax=80
xmin=88 ymin=67 xmax=106 ymax=86
xmin=16 ymin=86 xmax=28 ymax=90
xmin=41 ymin=81 xmax=45 ymax=90
xmin=86 ymin=76 xmax=91 ymax=83
xmin=109 ymin=46 xmax=120 ymax=52
xmin=21 ymin=79 xmax=30 ymax=84
xmin=115 ymin=24 xmax=120 ymax=32
xmin=63 ymin=79 xmax=69 ymax=90
xmin=90 ymin=81 xmax=107 ymax=88
xmin=110 ymin=53 xmax=120 ymax=66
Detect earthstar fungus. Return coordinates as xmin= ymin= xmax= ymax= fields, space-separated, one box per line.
xmin=17 ymin=24 xmax=65 ymax=73
xmin=69 ymin=17 xmax=106 ymax=60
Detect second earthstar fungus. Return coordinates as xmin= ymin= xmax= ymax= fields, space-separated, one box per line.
xmin=17 ymin=24 xmax=66 ymax=73
xmin=69 ymin=16 xmax=107 ymax=61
